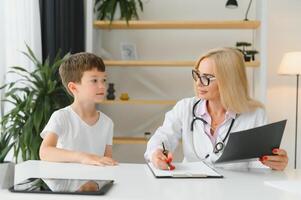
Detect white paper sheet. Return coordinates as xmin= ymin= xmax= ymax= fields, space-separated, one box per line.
xmin=147 ymin=162 xmax=222 ymax=178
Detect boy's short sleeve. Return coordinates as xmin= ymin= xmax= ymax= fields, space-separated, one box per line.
xmin=40 ymin=111 xmax=64 ymax=139
xmin=106 ymin=120 xmax=114 ymax=145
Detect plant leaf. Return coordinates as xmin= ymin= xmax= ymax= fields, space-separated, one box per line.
xmin=0 ymin=45 xmax=71 ymax=162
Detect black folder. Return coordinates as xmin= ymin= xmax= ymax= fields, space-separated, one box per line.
xmin=215 ymin=120 xmax=287 ymax=163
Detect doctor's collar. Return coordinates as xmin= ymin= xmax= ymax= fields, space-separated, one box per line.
xmin=197 ymin=99 xmax=208 ymax=117
xmin=226 ymin=110 xmax=237 ymax=120
xmin=197 ymin=99 xmax=237 ymax=120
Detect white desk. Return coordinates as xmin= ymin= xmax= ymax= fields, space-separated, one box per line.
xmin=1 ymin=160 xmax=301 ymax=200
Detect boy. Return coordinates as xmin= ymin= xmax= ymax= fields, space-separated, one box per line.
xmin=39 ymin=52 xmax=117 ymax=166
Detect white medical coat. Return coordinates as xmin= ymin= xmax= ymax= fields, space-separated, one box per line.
xmin=144 ymin=97 xmax=268 ymax=169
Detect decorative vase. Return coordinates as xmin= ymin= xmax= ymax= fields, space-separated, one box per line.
xmin=107 ymin=83 xmax=116 ymax=100
xmin=144 ymin=132 xmax=151 ymax=140
xmin=119 ymin=93 xmax=130 ymax=101
xmin=244 ymin=54 xmax=251 ymax=62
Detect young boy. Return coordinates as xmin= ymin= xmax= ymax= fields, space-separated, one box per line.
xmin=39 ymin=52 xmax=117 ymax=166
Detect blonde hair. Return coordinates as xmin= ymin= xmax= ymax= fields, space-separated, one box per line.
xmin=194 ymin=47 xmax=263 ymax=113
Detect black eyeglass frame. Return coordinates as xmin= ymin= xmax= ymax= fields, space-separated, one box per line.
xmin=192 ymin=70 xmax=216 ymax=86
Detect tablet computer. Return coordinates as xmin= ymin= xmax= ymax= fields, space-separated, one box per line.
xmin=9 ymin=178 xmax=114 ymax=195
xmin=215 ymin=120 xmax=287 ymax=164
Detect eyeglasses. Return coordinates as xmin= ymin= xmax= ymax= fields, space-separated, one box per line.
xmin=192 ymin=70 xmax=216 ymax=86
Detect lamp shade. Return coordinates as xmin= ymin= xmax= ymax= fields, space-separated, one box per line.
xmin=226 ymin=0 xmax=238 ymax=8
xmin=278 ymin=52 xmax=301 ymax=75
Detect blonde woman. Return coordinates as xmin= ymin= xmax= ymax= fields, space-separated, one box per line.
xmin=144 ymin=47 xmax=288 ymax=171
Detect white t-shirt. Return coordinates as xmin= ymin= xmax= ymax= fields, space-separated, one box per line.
xmin=40 ymin=106 xmax=113 ymax=157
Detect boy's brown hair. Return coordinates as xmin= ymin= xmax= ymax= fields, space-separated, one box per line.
xmin=59 ymin=52 xmax=105 ymax=95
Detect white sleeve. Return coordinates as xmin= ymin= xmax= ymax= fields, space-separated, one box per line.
xmin=106 ymin=119 xmax=114 ymax=145
xmin=254 ymin=108 xmax=268 ymax=126
xmin=144 ymin=100 xmax=184 ymax=161
xmin=40 ymin=111 xmax=64 ymax=139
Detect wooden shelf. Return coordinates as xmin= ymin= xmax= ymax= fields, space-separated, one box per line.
xmin=104 ymin=60 xmax=194 ymax=67
xmin=100 ymin=100 xmax=177 ymax=105
xmin=113 ymin=136 xmax=182 ymax=144
xmin=94 ymin=20 xmax=260 ymax=30
xmin=104 ymin=60 xmax=260 ymax=68
xmin=113 ymin=136 xmax=148 ymax=144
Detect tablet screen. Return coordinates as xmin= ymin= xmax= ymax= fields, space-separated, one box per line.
xmin=9 ymin=178 xmax=114 ymax=195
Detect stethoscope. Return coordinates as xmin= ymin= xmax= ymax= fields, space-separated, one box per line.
xmin=190 ymin=99 xmax=236 ymax=154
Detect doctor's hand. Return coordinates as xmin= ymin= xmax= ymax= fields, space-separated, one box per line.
xmin=151 ymin=149 xmax=175 ymax=170
xmin=79 ymin=153 xmax=118 ymax=166
xmin=260 ymin=148 xmax=288 ymax=171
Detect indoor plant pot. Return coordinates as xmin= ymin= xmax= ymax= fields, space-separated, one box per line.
xmin=0 ymin=127 xmax=15 ymax=189
xmin=94 ymin=0 xmax=144 ymax=23
xmin=0 ymin=162 xmax=14 ymax=189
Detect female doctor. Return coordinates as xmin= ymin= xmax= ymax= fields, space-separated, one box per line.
xmin=144 ymin=47 xmax=288 ymax=171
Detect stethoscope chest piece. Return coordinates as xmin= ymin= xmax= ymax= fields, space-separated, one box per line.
xmin=213 ymin=141 xmax=224 ymax=154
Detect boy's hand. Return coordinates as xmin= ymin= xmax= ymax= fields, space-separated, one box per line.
xmin=151 ymin=149 xmax=175 ymax=170
xmin=80 ymin=153 xmax=118 ymax=166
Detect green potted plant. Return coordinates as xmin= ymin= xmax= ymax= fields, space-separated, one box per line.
xmin=94 ymin=0 xmax=144 ymax=23
xmin=0 ymin=132 xmax=15 ymax=189
xmin=0 ymin=45 xmax=72 ymax=163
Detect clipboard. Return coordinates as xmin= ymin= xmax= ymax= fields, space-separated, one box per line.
xmin=215 ymin=120 xmax=287 ymax=164
xmin=147 ymin=162 xmax=223 ymax=178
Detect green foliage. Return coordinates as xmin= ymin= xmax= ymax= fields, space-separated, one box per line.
xmin=0 ymin=131 xmax=14 ymax=163
xmin=0 ymin=45 xmax=72 ymax=162
xmin=94 ymin=0 xmax=143 ymax=23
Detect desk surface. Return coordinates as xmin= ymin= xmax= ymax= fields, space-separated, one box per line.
xmin=1 ymin=160 xmax=301 ymax=200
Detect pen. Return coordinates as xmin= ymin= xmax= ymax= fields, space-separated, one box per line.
xmin=162 ymin=142 xmax=175 ymax=170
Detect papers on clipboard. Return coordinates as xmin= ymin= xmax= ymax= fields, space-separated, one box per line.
xmin=147 ymin=162 xmax=222 ymax=178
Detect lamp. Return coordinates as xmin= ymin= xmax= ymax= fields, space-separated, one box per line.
xmin=226 ymin=0 xmax=238 ymax=9
xmin=278 ymin=52 xmax=301 ymax=169
xmin=225 ymin=0 xmax=253 ymax=21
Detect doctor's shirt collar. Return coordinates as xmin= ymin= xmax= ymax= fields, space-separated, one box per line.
xmin=197 ymin=99 xmax=237 ymax=120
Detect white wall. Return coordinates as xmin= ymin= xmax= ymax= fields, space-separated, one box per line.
xmin=265 ymin=0 xmax=301 ymax=169
xmin=92 ymin=0 xmax=259 ymax=138
xmin=0 ymin=2 xmax=6 ymax=91
xmin=87 ymin=0 xmax=263 ymax=163
xmin=91 ymin=0 xmax=301 ymax=167
xmin=0 ymin=2 xmax=5 ymax=116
